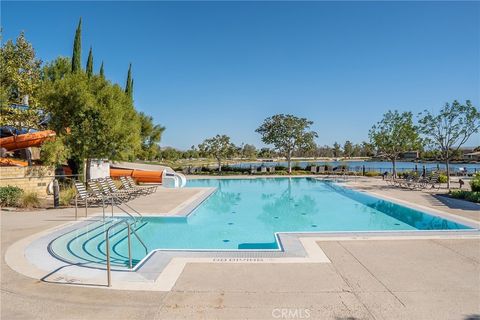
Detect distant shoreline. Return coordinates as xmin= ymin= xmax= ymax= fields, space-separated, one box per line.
xmin=230 ymin=158 xmax=478 ymax=165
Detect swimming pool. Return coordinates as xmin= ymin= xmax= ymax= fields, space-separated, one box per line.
xmin=49 ymin=178 xmax=471 ymax=267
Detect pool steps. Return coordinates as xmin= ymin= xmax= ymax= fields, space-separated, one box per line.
xmin=49 ymin=218 xmax=148 ymax=269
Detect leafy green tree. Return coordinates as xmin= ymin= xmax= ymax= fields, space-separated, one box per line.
xmin=343 ymin=141 xmax=353 ymax=158
xmin=99 ymin=61 xmax=105 ymax=78
xmin=198 ymin=135 xmax=236 ymax=172
xmin=242 ymin=144 xmax=257 ymax=159
xmin=369 ymin=110 xmax=421 ymax=177
xmin=137 ymin=112 xmax=165 ymax=160
xmin=360 ymin=141 xmax=375 ymax=157
xmin=258 ymin=147 xmax=275 ymax=159
xmin=42 ymin=57 xmax=71 ymax=82
xmin=184 ymin=145 xmax=200 ymax=159
xmin=86 ymin=47 xmax=93 ymax=78
xmin=71 ymin=18 xmax=82 ymax=73
xmin=40 ymin=72 xmax=141 ymax=176
xmin=256 ymin=114 xmax=317 ymax=173
xmin=418 ymin=100 xmax=480 ymax=189
xmin=316 ymin=145 xmax=334 ymax=158
xmin=40 ymin=137 xmax=71 ymax=167
xmin=0 ymin=32 xmax=43 ymax=131
xmin=125 ymin=63 xmax=133 ymax=99
xmin=332 ymin=142 xmax=342 ymax=157
xmin=420 ymin=149 xmax=440 ymax=160
xmin=352 ymin=144 xmax=362 ymax=157
xmin=161 ymin=147 xmax=181 ymax=161
xmin=255 ymin=114 xmax=318 ymax=173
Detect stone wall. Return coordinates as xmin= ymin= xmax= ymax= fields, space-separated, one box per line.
xmin=0 ymin=166 xmax=54 ymax=196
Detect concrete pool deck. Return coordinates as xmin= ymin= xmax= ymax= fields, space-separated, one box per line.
xmin=2 ymin=176 xmax=480 ymax=319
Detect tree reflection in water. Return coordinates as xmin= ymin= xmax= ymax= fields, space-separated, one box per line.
xmin=203 ymin=181 xmax=241 ymax=214
xmin=259 ymin=178 xmax=317 ymax=230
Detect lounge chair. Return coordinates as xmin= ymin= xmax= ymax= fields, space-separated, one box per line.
xmin=457 ymin=167 xmax=467 ymax=176
xmin=425 ymin=172 xmax=441 ymax=190
xmin=89 ymin=179 xmax=145 ymax=222
xmin=74 ymin=181 xmax=107 ymax=218
xmin=394 ymin=174 xmax=420 ymax=189
xmin=396 ymin=173 xmax=416 ymax=189
xmin=310 ymin=166 xmax=317 ymax=174
xmin=332 ymin=167 xmax=346 ymax=176
xmin=384 ymin=173 xmax=396 ymax=186
xmin=106 ymin=177 xmax=140 ymax=198
xmin=97 ymin=178 xmax=136 ymax=201
xmin=119 ymin=176 xmax=148 ymax=195
xmin=127 ymin=175 xmax=157 ymax=193
xmin=124 ymin=176 xmax=157 ymax=194
xmin=392 ymin=174 xmax=409 ymax=187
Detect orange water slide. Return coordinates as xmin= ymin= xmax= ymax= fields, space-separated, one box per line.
xmin=0 ymin=130 xmax=56 ymax=151
xmin=110 ymin=168 xmax=163 ymax=183
xmin=0 ymin=158 xmax=28 ymax=167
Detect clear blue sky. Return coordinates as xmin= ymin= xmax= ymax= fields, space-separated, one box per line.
xmin=2 ymin=1 xmax=479 ymax=149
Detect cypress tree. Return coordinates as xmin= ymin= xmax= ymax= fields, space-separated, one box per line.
xmin=131 ymin=78 xmax=134 ymax=100
xmin=71 ymin=18 xmax=82 ymax=72
xmin=86 ymin=47 xmax=93 ymax=77
xmin=125 ymin=63 xmax=133 ymax=99
xmin=99 ymin=61 xmax=104 ymax=78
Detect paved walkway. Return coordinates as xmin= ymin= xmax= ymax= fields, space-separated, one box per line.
xmin=2 ymin=177 xmax=480 ymax=319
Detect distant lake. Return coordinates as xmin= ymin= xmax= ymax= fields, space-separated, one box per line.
xmin=229 ymin=160 xmax=480 ymax=173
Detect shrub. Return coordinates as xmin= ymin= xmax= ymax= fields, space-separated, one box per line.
xmin=60 ymin=186 xmax=77 ymax=206
xmin=364 ymin=171 xmax=380 ymax=177
xmin=291 ymin=170 xmax=310 ymax=175
xmin=438 ymin=174 xmax=448 ymax=184
xmin=0 ymin=186 xmax=23 ymax=207
xmin=221 ymin=166 xmax=250 ymax=174
xmin=449 ymin=190 xmax=480 ymax=203
xmin=470 ymin=173 xmax=480 ymax=192
xmin=18 ymin=191 xmax=41 ymax=208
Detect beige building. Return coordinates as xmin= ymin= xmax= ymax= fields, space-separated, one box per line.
xmin=464 ymin=151 xmax=480 ymax=161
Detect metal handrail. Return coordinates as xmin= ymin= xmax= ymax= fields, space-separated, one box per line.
xmin=75 ymin=191 xmax=107 ymax=220
xmin=130 ymin=226 xmax=149 ymax=255
xmin=115 ymin=196 xmax=144 ymax=219
xmin=105 ymin=220 xmax=132 ymax=287
xmin=110 ymin=204 xmax=148 ymax=253
xmin=105 ymin=218 xmax=148 ymax=287
xmin=109 ymin=196 xmax=142 ymax=224
xmin=105 ymin=192 xmax=144 ymax=221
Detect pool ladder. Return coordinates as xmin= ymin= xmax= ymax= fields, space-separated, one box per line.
xmin=105 ymin=218 xmax=148 ymax=287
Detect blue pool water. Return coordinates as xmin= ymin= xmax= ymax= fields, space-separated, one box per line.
xmin=50 ymin=178 xmax=471 ymax=267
